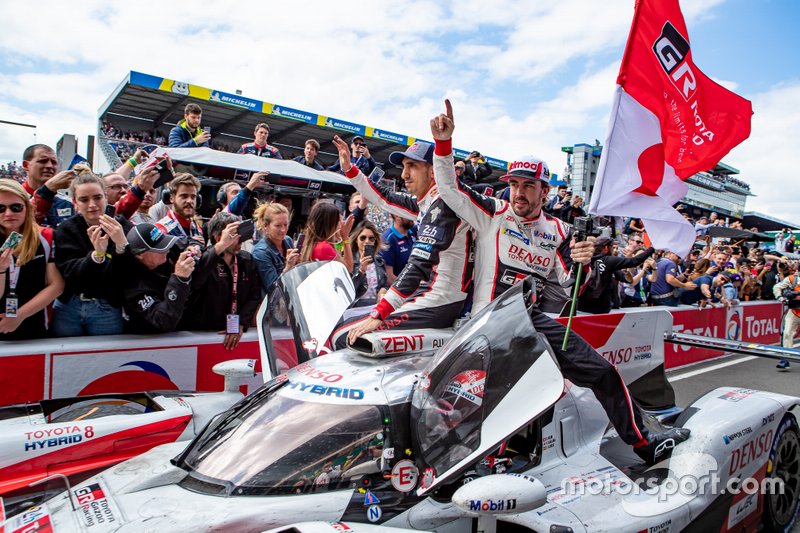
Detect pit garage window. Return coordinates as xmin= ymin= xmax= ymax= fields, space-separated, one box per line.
xmin=180 ymin=395 xmax=385 ymax=496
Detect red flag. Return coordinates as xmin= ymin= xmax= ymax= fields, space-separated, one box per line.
xmin=589 ymin=0 xmax=753 ymax=256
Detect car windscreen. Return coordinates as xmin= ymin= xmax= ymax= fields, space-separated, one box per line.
xmin=179 ymin=392 xmax=386 ymax=496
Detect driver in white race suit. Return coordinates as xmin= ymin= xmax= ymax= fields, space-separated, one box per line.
xmin=429 ymin=100 xmax=690 ymax=465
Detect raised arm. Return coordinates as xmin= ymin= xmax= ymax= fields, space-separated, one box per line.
xmin=430 ymin=99 xmax=500 ymax=232
xmin=333 ymin=136 xmax=419 ymax=221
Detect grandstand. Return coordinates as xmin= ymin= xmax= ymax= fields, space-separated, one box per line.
xmin=96 ymin=71 xmax=509 ymax=175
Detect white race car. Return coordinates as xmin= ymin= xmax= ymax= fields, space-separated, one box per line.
xmin=3 ymin=262 xmax=798 ymax=533
xmin=0 ymin=359 xmax=255 ymax=521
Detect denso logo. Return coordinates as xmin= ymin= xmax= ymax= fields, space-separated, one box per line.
xmin=729 ymin=428 xmax=773 ymax=475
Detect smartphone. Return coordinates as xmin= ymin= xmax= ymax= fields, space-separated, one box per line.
xmin=236 ymin=219 xmax=256 ymax=242
xmin=295 ymin=232 xmax=305 ymax=251
xmin=364 ymin=244 xmax=375 ymax=257
xmin=153 ymin=156 xmax=175 ymax=188
xmin=203 ymin=126 xmax=211 ymax=135
xmin=1 ymin=231 xmax=22 ymax=251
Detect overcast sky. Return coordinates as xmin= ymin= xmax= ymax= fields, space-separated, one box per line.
xmin=0 ymin=0 xmax=798 ymax=221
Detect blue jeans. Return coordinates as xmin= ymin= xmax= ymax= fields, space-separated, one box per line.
xmin=53 ymin=296 xmax=124 ymax=337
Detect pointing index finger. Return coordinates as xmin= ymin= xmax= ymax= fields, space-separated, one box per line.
xmin=444 ymin=99 xmax=453 ymax=119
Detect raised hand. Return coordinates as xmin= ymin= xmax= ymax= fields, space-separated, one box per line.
xmin=430 ymin=99 xmax=455 ymax=141
xmin=332 ymin=136 xmax=353 ymax=172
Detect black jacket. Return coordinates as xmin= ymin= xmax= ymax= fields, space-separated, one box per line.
xmin=181 ymin=246 xmax=262 ymax=331
xmin=578 ymin=247 xmax=655 ymax=314
xmin=54 ymin=214 xmax=134 ymax=306
xmin=351 ymin=251 xmax=389 ymax=303
xmin=463 ymin=160 xmax=493 ymax=185
xmin=122 ymin=260 xmax=192 ymax=333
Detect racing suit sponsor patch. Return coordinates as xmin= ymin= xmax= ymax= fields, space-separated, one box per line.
xmin=501 ymin=227 xmax=530 ymax=245
xmin=418 ymin=224 xmax=444 ymax=241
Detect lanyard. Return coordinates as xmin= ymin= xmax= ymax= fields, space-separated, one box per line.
xmin=230 ymin=256 xmax=238 ymax=315
xmin=8 ymin=255 xmax=20 ymax=293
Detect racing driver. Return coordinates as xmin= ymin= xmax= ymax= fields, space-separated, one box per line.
xmin=329 ymin=135 xmax=472 ymax=348
xmin=429 ymin=100 xmax=690 ymax=465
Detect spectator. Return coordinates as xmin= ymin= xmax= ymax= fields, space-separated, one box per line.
xmin=20 ymin=144 xmax=76 ymax=227
xmin=775 ymin=229 xmax=796 ymax=254
xmin=293 ymin=139 xmax=324 ymax=170
xmin=454 ymin=161 xmax=469 ymax=184
xmin=183 ymin=212 xmax=262 ymax=350
xmin=348 ymin=191 xmax=368 ymax=226
xmin=299 ymin=201 xmax=354 ymax=272
xmin=620 ymin=253 xmax=655 ymax=307
xmin=121 ymin=223 xmax=198 ymax=333
xmin=169 ymin=103 xmax=210 ymax=148
xmin=545 ymin=186 xmax=568 ymax=214
xmin=623 ymin=217 xmax=645 ymax=237
xmin=149 ymin=189 xmax=171 ymax=222
xmin=694 ymin=216 xmax=714 ymax=237
xmin=237 ymin=123 xmax=283 ymax=159
xmin=53 ymin=170 xmax=134 ymax=337
xmin=0 ymin=179 xmax=64 ymax=339
xmin=622 ymin=234 xmax=646 ymax=256
xmin=680 ymin=268 xmax=721 ymax=306
xmin=463 ymin=150 xmax=493 ymax=184
xmin=154 ymin=173 xmax=204 ymax=245
xmin=328 ymin=136 xmax=376 ymax=176
xmin=380 ymin=214 xmax=416 ymax=285
xmin=648 ymin=251 xmax=696 ymax=306
xmin=350 ymin=221 xmax=389 ymax=306
xmin=103 ymin=149 xmax=159 ymax=220
xmin=252 ymin=202 xmax=299 ymax=291
xmin=578 ymin=237 xmax=654 ymax=314
xmin=759 ymin=258 xmax=780 ymax=300
xmin=222 ymin=172 xmax=268 ymax=216
xmin=129 ymin=174 xmax=157 ymax=225
xmin=717 ymin=273 xmax=740 ymax=307
xmin=559 ymin=195 xmax=586 ymax=224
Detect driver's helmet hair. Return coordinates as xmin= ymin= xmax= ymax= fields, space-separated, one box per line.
xmin=434 ymin=369 xmax=486 ymax=429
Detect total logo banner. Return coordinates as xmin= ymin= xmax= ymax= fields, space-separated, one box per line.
xmin=671 ymin=302 xmax=782 ymax=367
xmin=50 ymin=347 xmax=198 ymax=398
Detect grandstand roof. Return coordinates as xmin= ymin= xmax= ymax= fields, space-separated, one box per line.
xmin=99 ymin=72 xmax=509 ymax=171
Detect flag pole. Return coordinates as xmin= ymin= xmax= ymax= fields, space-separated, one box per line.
xmin=561 ymin=267 xmax=583 ymax=351
xmin=617 ymin=0 xmax=644 ymax=85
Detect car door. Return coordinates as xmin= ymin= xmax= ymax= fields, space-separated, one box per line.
xmin=257 ymin=261 xmax=356 ymax=379
xmin=410 ymin=279 xmax=565 ymax=495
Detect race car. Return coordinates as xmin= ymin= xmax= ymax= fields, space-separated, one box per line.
xmin=3 ymin=261 xmax=798 ymax=532
xmin=0 ymin=359 xmax=256 ymax=519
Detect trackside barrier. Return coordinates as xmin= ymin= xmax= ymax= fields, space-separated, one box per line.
xmin=551 ymin=300 xmax=782 ymax=369
xmin=0 ymin=302 xmax=782 ymax=406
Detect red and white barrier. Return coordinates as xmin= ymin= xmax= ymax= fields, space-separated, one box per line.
xmin=0 ymin=301 xmax=783 ymax=406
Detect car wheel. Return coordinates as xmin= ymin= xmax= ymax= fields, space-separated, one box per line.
xmin=763 ymin=415 xmax=800 ymax=532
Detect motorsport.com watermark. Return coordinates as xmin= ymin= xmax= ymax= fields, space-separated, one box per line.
xmin=560 ymin=468 xmax=783 ymax=501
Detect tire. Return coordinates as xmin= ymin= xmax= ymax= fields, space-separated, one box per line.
xmin=763 ymin=415 xmax=800 ymax=532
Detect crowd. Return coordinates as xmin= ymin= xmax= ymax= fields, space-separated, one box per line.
xmin=3 ymin=102 xmax=799 ymax=361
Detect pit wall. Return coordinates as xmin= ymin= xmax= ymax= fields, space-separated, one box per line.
xmin=0 ymin=302 xmax=783 ymax=406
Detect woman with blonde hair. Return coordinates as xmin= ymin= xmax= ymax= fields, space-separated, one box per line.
xmin=252 ymin=201 xmax=300 ymax=291
xmin=0 ymin=179 xmax=64 ymax=339
xmin=299 ymin=202 xmax=354 ymax=272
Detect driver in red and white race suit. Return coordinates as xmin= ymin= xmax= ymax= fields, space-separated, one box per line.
xmin=328 ymin=135 xmax=473 ymax=349
xmin=430 ymin=100 xmax=689 ymax=465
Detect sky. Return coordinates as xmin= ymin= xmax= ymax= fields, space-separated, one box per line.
xmin=0 ymin=0 xmax=798 ymax=221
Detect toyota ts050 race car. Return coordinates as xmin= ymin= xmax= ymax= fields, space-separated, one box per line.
xmin=0 ymin=359 xmax=256 ymax=521
xmin=3 ymin=261 xmax=799 ymax=533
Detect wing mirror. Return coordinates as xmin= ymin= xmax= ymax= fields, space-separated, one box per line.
xmin=212 ymin=359 xmax=257 ymax=392
xmin=452 ymin=473 xmax=547 ymax=515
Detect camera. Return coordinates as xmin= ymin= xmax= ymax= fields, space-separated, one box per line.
xmin=572 ymin=216 xmax=594 ymax=242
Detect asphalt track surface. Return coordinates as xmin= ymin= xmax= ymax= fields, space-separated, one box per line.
xmin=666 ymin=350 xmax=800 ymax=532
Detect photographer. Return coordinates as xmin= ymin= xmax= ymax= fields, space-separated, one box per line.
xmin=578 ymin=237 xmax=654 ymax=314
xmin=121 ymin=223 xmax=197 ymax=333
xmin=182 ymin=212 xmax=261 ymax=350
xmin=648 ymin=250 xmax=696 ymax=306
xmin=558 ymin=194 xmax=586 ymax=225
xmin=773 ymin=269 xmax=800 ymax=370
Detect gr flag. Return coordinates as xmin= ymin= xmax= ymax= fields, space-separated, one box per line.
xmin=588 ymin=0 xmax=752 ymax=257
